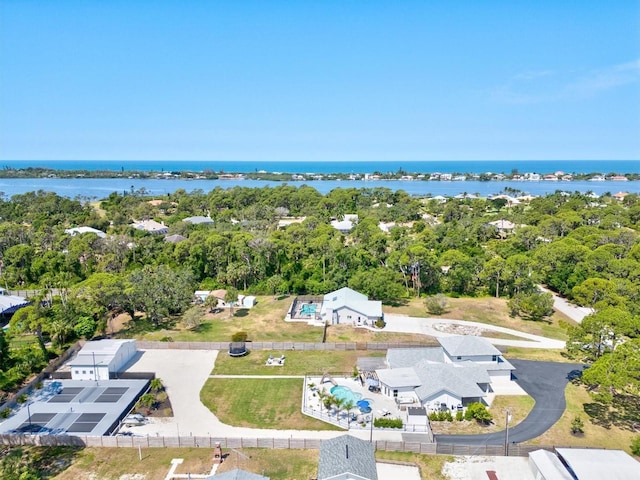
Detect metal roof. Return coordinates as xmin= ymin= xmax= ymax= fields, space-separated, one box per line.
xmin=556 ymin=448 xmax=640 ymax=480
xmin=321 ymin=288 xmax=382 ymax=318
xmin=0 ymin=293 xmax=31 ymax=315
xmin=529 ymin=450 xmax=574 ymax=480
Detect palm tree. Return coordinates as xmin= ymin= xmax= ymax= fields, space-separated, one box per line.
xmin=343 ymin=399 xmax=356 ymax=428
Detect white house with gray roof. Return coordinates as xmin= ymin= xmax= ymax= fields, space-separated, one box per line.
xmin=317 ymin=435 xmax=378 ymax=480
xmin=320 ymin=287 xmax=382 ymax=326
xmin=375 ymin=336 xmax=514 ymax=410
xmin=183 ymin=215 xmax=214 ymax=225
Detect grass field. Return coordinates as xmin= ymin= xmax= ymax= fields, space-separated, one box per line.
xmin=53 ymin=447 xmax=228 ymax=480
xmin=137 ymin=294 xmax=572 ymax=344
xmin=212 ymin=350 xmax=385 ymax=376
xmin=530 ymin=382 xmax=637 ymax=453
xmin=50 ymin=446 xmax=451 ymax=480
xmin=429 ymin=395 xmax=535 ymax=435
xmin=384 ymin=296 xmax=575 ymax=340
xmin=200 ymin=377 xmax=340 ymax=430
xmin=504 ymin=347 xmax=569 ymax=362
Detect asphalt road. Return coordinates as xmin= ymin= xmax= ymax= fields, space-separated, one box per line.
xmin=435 ymin=360 xmax=584 ymax=446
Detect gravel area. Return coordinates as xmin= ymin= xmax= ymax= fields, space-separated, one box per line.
xmin=443 ymin=456 xmax=534 ymax=480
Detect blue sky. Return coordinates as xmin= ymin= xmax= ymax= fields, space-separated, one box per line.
xmin=1 ymin=1 xmax=639 ymax=161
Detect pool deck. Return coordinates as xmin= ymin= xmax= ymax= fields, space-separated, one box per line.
xmin=305 ymin=374 xmax=400 ymax=422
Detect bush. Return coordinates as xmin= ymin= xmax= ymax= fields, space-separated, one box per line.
xmin=374 ymin=417 xmax=403 ymax=428
xmin=163 ymin=408 xmax=173 ymax=417
xmin=571 ymin=416 xmax=584 ymax=434
xmin=464 ymin=402 xmax=492 ymax=424
xmin=374 ymin=318 xmax=386 ymax=329
xmin=0 ymin=408 xmax=11 ymax=419
xmin=445 ymin=411 xmax=453 ymax=422
xmin=232 ymin=331 xmax=248 ymax=342
xmin=455 ymin=410 xmax=464 ymax=421
xmin=425 ymin=294 xmax=449 ymax=315
xmin=16 ymin=394 xmax=28 ymax=404
xmin=631 ymin=435 xmax=640 ymax=456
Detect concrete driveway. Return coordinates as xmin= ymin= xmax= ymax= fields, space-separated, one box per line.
xmin=436 ymin=360 xmax=584 ymax=446
xmin=382 ymin=314 xmax=566 ymax=349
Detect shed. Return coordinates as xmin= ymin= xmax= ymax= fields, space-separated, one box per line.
xmin=68 ymin=339 xmax=137 ymax=381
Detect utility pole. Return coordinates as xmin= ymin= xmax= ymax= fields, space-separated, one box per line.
xmin=504 ymin=408 xmax=512 ymax=456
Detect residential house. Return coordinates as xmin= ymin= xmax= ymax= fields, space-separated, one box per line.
xmin=486 ymin=219 xmax=517 ymax=236
xmin=331 ymin=214 xmax=359 ymax=233
xmin=0 ymin=289 xmax=31 ymax=322
xmin=609 ymin=175 xmax=628 ymax=182
xmin=277 ymin=216 xmax=306 ymax=229
xmin=131 ymin=220 xmax=169 ymax=234
xmin=183 ymin=215 xmax=214 ymax=225
xmin=65 ymin=226 xmax=107 ymax=238
xmin=164 ymin=234 xmax=187 ymax=243
xmin=320 ymin=287 xmax=382 ymax=326
xmin=317 ymin=435 xmax=378 ymax=480
xmin=375 ymin=336 xmax=514 ymax=410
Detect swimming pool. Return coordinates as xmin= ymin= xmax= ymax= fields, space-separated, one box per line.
xmin=330 ymin=385 xmax=362 ymax=404
xmin=300 ymin=304 xmax=317 ymax=316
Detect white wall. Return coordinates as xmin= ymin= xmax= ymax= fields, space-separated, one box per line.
xmin=71 ymin=365 xmax=110 ymax=381
xmin=423 ymin=392 xmax=463 ymax=410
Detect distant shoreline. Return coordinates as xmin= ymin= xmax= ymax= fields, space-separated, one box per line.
xmin=1 ymin=165 xmax=639 ymax=183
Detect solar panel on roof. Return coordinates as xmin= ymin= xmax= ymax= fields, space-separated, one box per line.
xmin=77 ymin=413 xmax=105 ymax=422
xmin=61 ymin=387 xmax=84 ymax=394
xmin=67 ymin=422 xmax=97 ymax=433
xmin=103 ymin=387 xmax=128 ymax=394
xmin=29 ymin=413 xmax=56 ymax=423
xmin=48 ymin=395 xmax=77 ymax=403
xmin=95 ymin=394 xmax=120 ymax=403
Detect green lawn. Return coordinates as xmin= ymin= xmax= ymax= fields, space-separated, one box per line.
xmin=531 ymin=382 xmax=638 ymax=452
xmin=212 ymin=350 xmax=384 ymax=376
xmin=200 ymin=377 xmax=340 ymax=430
xmin=505 ymin=347 xmax=569 ymax=362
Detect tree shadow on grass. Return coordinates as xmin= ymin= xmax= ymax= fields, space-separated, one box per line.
xmin=584 ymin=395 xmax=640 ymax=431
xmin=0 ymin=445 xmax=83 ymax=479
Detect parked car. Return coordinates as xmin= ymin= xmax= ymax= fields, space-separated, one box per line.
xmin=122 ymin=414 xmax=146 ymax=426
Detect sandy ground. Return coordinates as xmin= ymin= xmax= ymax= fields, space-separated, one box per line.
xmin=376 ymin=462 xmax=421 ymax=480
xmin=443 ymin=456 xmax=535 ymax=480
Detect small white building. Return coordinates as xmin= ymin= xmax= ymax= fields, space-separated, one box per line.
xmin=131 ymin=220 xmax=169 ymax=234
xmin=69 ymin=339 xmax=137 ymax=381
xmin=320 ymin=287 xmax=382 ymax=326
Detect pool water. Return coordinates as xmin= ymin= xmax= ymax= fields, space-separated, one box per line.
xmin=300 ymin=304 xmax=317 ymax=315
xmin=330 ymin=385 xmax=362 ymax=404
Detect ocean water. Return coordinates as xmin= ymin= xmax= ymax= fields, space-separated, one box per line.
xmin=3 ymin=159 xmax=640 ymax=175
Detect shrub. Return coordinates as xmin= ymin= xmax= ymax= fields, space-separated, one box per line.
xmin=374 ymin=417 xmax=403 ymax=429
xmin=374 ymin=318 xmax=386 ymax=329
xmin=16 ymin=394 xmax=28 ymax=404
xmin=465 ymin=402 xmax=493 ymax=424
xmin=232 ymin=331 xmax=248 ymax=342
xmin=455 ymin=410 xmax=464 ymax=421
xmin=160 ymin=336 xmax=174 ymax=342
xmin=571 ymin=416 xmax=585 ymax=434
xmin=445 ymin=411 xmax=453 ymax=422
xmin=428 ymin=412 xmax=439 ymax=421
xmin=425 ymin=294 xmax=449 ymax=315
xmin=631 ymin=435 xmax=640 ymax=456
xmin=163 ymin=408 xmax=173 ymax=417
xmin=0 ymin=408 xmax=11 ymax=419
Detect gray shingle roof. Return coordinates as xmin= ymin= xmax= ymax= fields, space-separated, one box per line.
xmin=413 ymin=361 xmax=488 ymax=401
xmin=318 ymin=435 xmax=378 ymax=480
xmin=386 ymin=347 xmax=444 ymax=368
xmin=183 ymin=215 xmax=214 ymax=224
xmin=208 ymin=469 xmax=269 ymax=480
xmin=375 ymin=367 xmax=422 ymax=388
xmin=438 ymin=336 xmax=501 ymax=357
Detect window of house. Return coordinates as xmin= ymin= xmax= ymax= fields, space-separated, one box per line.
xmin=492 ymin=355 xmax=497 ymax=361
xmin=393 ymin=389 xmax=398 ymax=398
xmin=74 ymin=370 xmax=79 ymax=374
xmin=456 ymin=356 xmax=462 ymax=360
xmin=89 ymin=370 xmax=93 ymax=374
xmin=82 ymin=370 xmax=86 ymax=374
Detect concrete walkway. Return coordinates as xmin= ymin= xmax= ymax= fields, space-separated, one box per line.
xmin=381 ymin=314 xmax=566 ymax=349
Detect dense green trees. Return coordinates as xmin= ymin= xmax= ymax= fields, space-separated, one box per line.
xmin=0 ymin=187 xmax=638 ymax=384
